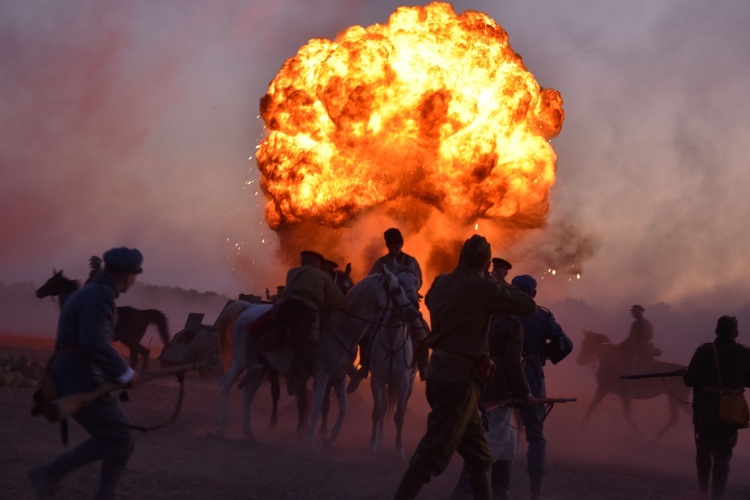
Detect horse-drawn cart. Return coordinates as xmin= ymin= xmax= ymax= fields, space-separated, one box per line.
xmin=158 ymin=306 xmax=228 ymax=378
xmin=158 ymin=296 xmax=269 ymax=378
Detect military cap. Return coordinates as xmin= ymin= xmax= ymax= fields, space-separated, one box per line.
xmin=491 ymin=257 xmax=512 ymax=270
xmin=103 ymin=247 xmax=143 ymax=274
xmin=630 ymin=304 xmax=645 ymax=312
xmin=324 ymin=259 xmax=339 ymax=270
xmin=511 ymin=274 xmax=537 ymax=294
xmin=384 ymin=228 xmax=404 ymax=246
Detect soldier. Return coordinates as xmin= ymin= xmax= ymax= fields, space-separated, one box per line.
xmin=617 ymin=304 xmax=657 ymax=369
xmin=511 ymin=274 xmax=573 ymax=500
xmin=348 ymin=228 xmax=428 ymax=392
xmin=393 ymin=235 xmax=537 ymax=500
xmin=29 ymin=247 xmax=144 ymax=500
xmin=450 ymin=309 xmax=534 ymax=500
xmin=683 ymin=315 xmax=750 ymax=499
xmin=274 ymin=250 xmax=345 ymax=396
xmin=489 ymin=257 xmax=512 ymax=283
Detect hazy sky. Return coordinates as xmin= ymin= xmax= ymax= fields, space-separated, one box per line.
xmin=2 ymin=0 xmax=749 ymax=314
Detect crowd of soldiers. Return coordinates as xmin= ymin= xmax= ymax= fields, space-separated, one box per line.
xmin=28 ymin=231 xmax=750 ymax=500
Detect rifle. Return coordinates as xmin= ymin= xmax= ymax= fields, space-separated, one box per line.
xmin=483 ymin=397 xmax=577 ymax=413
xmin=34 ymin=361 xmax=209 ymax=423
xmin=619 ymin=369 xmax=685 ymax=380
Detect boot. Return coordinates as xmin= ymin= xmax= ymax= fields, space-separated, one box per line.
xmin=394 ymin=467 xmax=428 ymax=500
xmin=711 ymin=461 xmax=730 ymax=499
xmin=466 ymin=465 xmax=491 ymax=500
xmin=490 ymin=460 xmax=512 ymax=500
xmin=696 ymin=456 xmax=711 ymax=496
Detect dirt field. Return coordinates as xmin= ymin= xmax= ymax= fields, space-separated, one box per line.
xmin=3 ymin=334 xmax=750 ymax=500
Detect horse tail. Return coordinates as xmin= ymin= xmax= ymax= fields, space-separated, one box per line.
xmin=153 ymin=310 xmax=170 ymax=344
xmin=216 ymin=301 xmax=249 ymax=370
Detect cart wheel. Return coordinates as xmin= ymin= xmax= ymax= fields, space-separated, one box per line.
xmin=198 ymin=348 xmax=223 ymax=378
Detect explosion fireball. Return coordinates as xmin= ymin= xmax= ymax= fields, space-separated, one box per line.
xmin=255 ymin=2 xmax=567 ymax=279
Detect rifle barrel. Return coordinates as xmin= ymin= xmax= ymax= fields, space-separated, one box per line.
xmin=483 ymin=397 xmax=577 ymax=412
xmin=620 ymin=369 xmax=686 ymax=380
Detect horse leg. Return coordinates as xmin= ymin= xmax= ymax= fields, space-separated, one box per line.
xmin=369 ymin=378 xmax=384 ymax=454
xmin=296 ymin=383 xmax=310 ymax=439
xmin=326 ymin=376 xmax=348 ymax=448
xmin=217 ymin=361 xmax=243 ymax=437
xmin=268 ymin=368 xmax=280 ymax=429
xmin=394 ymin=379 xmax=411 ymax=458
xmin=136 ymin=343 xmax=150 ymax=371
xmin=655 ymin=397 xmax=681 ymax=440
xmin=320 ymin=383 xmax=331 ymax=439
xmin=242 ymin=373 xmax=264 ymax=441
xmin=308 ymin=376 xmax=328 ymax=451
xmin=620 ymin=395 xmax=645 ymax=437
xmin=582 ymin=387 xmax=608 ymax=429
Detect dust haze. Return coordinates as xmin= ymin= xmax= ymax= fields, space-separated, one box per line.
xmin=2 ymin=0 xmax=750 ymax=494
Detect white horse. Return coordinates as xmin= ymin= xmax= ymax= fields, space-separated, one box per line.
xmin=216 ymin=269 xmax=418 ymax=449
xmin=367 ymin=264 xmax=422 ymax=457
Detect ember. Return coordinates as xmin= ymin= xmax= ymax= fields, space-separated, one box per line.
xmin=255 ymin=2 xmax=564 ymax=279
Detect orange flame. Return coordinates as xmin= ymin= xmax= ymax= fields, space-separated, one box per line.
xmin=255 ymin=2 xmax=564 ymax=279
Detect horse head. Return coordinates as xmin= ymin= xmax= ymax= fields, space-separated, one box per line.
xmin=387 ymin=260 xmax=420 ymax=309
xmin=576 ymin=330 xmax=611 ymax=366
xmin=35 ymin=270 xmax=79 ymax=298
xmin=332 ymin=262 xmax=355 ymax=295
xmin=380 ymin=266 xmax=419 ymax=324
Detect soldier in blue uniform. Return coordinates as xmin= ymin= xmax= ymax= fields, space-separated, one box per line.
xmin=511 ymin=274 xmax=573 ymax=500
xmin=29 ymin=247 xmax=144 ymax=500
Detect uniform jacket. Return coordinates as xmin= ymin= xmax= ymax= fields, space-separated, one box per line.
xmin=519 ymin=306 xmax=572 ymax=397
xmin=284 ymin=264 xmax=345 ymax=312
xmin=481 ymin=314 xmax=530 ymax=403
xmin=370 ymin=252 xmax=423 ymax=291
xmin=620 ymin=317 xmax=654 ymax=352
xmin=683 ymin=336 xmax=750 ymax=427
xmin=52 ymin=272 xmax=131 ymax=394
xmin=425 ymin=264 xmax=537 ymax=364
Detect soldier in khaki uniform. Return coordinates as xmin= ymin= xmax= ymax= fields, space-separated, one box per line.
xmin=683 ymin=316 xmax=750 ymax=499
xmin=394 ymin=235 xmax=537 ymax=500
xmin=275 ymin=250 xmax=345 ymax=395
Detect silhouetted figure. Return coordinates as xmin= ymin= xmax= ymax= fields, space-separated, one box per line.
xmin=683 ymin=316 xmax=750 ymax=499
xmin=512 ymin=274 xmax=573 ymax=500
xmin=618 ymin=304 xmax=657 ymax=370
xmin=30 ymin=247 xmax=144 ymax=500
xmin=393 ymin=235 xmax=537 ymax=500
xmin=273 ymin=250 xmax=344 ymax=396
xmin=349 ymin=228 xmax=427 ymax=393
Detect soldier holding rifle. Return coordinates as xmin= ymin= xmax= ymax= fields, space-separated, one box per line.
xmin=683 ymin=315 xmax=750 ymax=499
xmin=29 ymin=247 xmax=145 ymax=500
xmin=512 ymin=274 xmax=574 ymax=500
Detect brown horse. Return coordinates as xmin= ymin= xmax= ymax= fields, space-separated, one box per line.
xmin=35 ymin=270 xmax=170 ymax=369
xmin=577 ymin=330 xmax=691 ymax=438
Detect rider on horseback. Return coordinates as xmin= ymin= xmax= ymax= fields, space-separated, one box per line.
xmin=347 ymin=228 xmax=429 ymax=393
xmin=273 ymin=250 xmax=345 ymax=396
xmin=617 ymin=305 xmax=659 ymax=369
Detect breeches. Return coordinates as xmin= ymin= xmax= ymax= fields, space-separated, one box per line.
xmin=408 ymin=378 xmax=492 ymax=479
xmin=519 ymin=403 xmax=547 ymax=481
xmin=49 ymin=395 xmax=135 ymax=478
xmin=695 ymin=424 xmax=738 ymax=466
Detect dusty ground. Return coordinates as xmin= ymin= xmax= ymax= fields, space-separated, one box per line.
xmin=3 ymin=333 xmax=750 ymax=500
